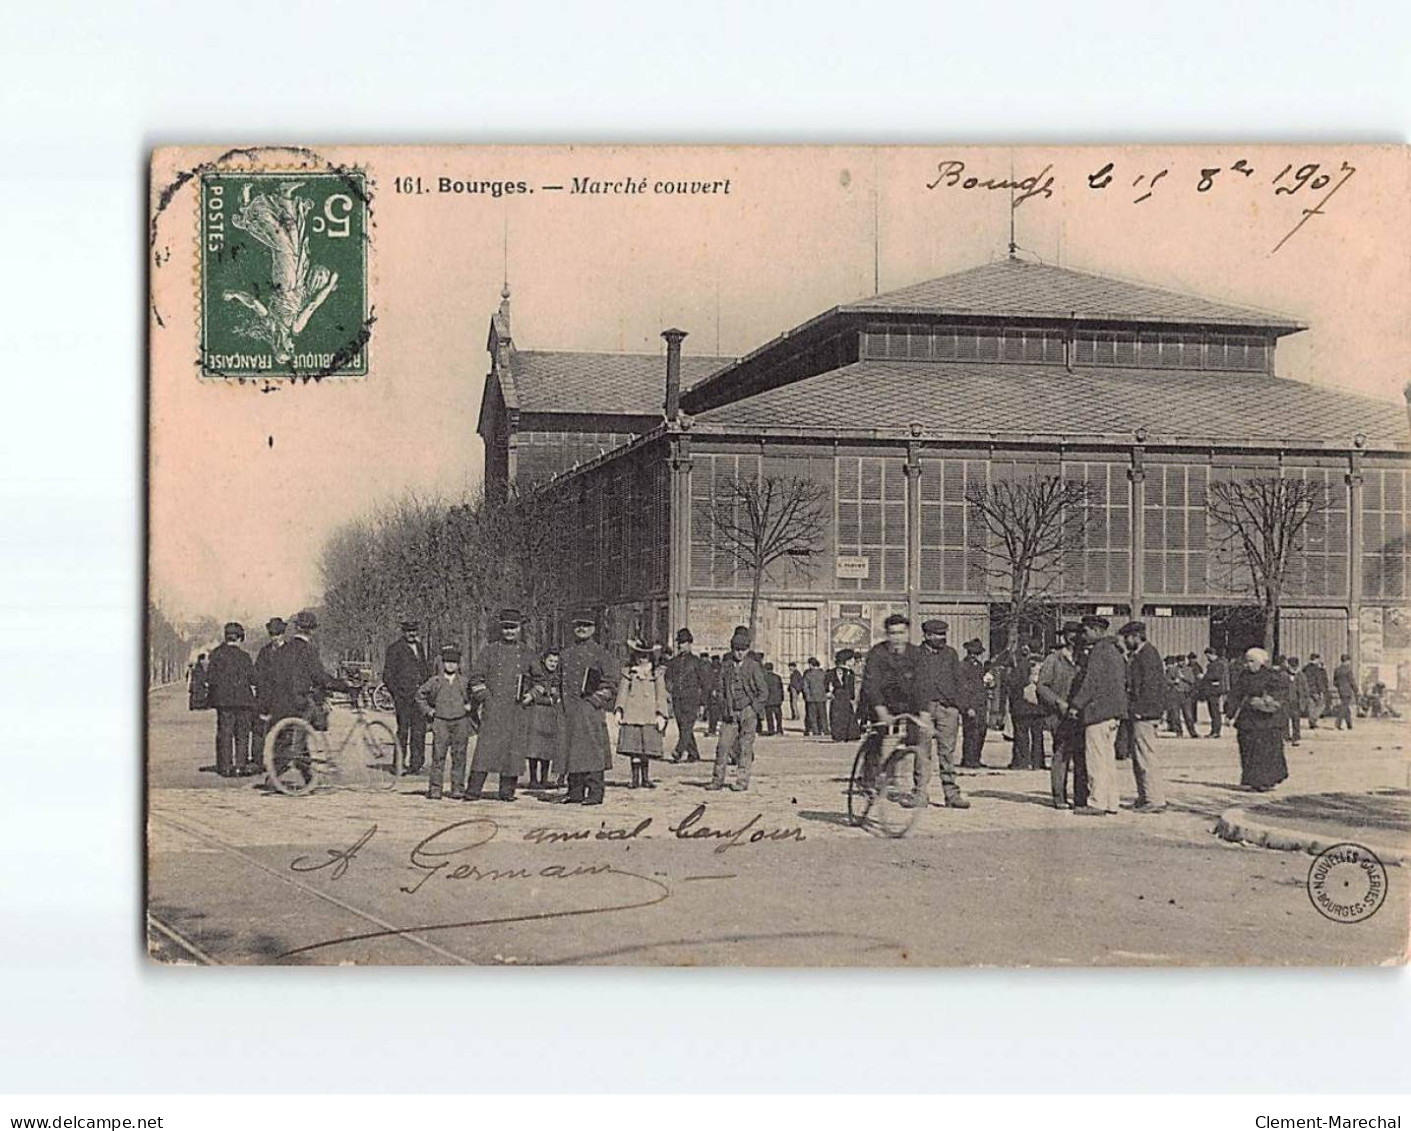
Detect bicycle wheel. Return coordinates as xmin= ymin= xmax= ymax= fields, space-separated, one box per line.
xmin=846 ymin=742 xmax=873 ymax=827
xmin=372 ymin=684 xmax=395 ymax=712
xmin=869 ymin=746 xmax=923 ymax=838
xmin=263 ymin=717 xmax=323 ymax=796
xmin=356 ymin=719 xmax=401 ymax=790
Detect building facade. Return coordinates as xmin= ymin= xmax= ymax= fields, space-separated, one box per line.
xmin=477 ymin=259 xmax=1411 ymax=688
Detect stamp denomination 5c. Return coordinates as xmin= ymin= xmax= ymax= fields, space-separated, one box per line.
xmin=200 ymin=170 xmax=368 ymax=379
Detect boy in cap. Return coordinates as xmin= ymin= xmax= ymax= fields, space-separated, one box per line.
xmin=206 ymin=622 xmax=257 ymax=777
xmin=557 ymin=612 xmax=618 ymax=804
xmin=708 ymin=626 xmax=768 ymax=791
xmin=416 ymin=645 xmax=476 ymax=800
xmin=467 ymin=609 xmax=534 ymax=801
xmin=383 ymin=619 xmax=430 ymax=775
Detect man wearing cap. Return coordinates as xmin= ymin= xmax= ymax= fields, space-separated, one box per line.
xmin=416 ymin=644 xmax=476 ymax=800
xmin=383 ymin=620 xmax=431 ymax=775
xmin=558 ymin=612 xmax=617 ymax=804
xmin=1118 ymin=621 xmax=1169 ymax=813
xmin=467 ymin=609 xmax=534 ymax=801
xmin=252 ymin=617 xmax=288 ymax=773
xmin=914 ymin=619 xmax=970 ymax=808
xmin=958 ymin=639 xmax=988 ymax=768
xmin=1198 ymin=646 xmax=1229 ymax=737
xmin=1066 ymin=614 xmax=1129 ymax=815
xmin=664 ymin=628 xmax=709 ymax=762
xmin=708 ymin=626 xmax=769 ymax=791
xmin=206 ymin=622 xmax=257 ymax=777
xmin=1037 ymin=622 xmax=1087 ymax=809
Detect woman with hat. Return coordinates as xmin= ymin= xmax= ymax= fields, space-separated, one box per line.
xmin=825 ymin=649 xmax=857 ymax=743
xmin=522 ymin=646 xmax=565 ymax=791
xmin=615 ymin=640 xmax=669 ymax=788
xmin=1226 ymin=647 xmax=1290 ymax=792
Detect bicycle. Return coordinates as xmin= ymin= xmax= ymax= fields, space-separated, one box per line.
xmin=846 ymin=709 xmax=932 ymax=838
xmin=370 ymin=682 xmax=396 ymax=712
xmin=262 ymin=698 xmax=402 ymax=796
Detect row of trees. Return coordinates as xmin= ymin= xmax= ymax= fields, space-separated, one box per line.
xmin=147 ymin=602 xmax=216 ymax=688
xmin=316 ymin=470 xmax=1328 ymax=667
xmin=318 ymin=488 xmax=563 ymax=661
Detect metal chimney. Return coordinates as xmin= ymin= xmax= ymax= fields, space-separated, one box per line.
xmin=662 ymin=328 xmax=687 ymax=421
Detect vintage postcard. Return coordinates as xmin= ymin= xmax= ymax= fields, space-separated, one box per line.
xmin=147 ymin=144 xmax=1410 ymax=966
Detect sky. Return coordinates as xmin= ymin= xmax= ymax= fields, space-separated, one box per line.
xmin=148 ymin=144 xmax=1411 ymax=623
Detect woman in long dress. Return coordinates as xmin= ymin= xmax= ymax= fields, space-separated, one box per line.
xmin=825 ymin=651 xmax=856 ymax=742
xmin=1226 ymin=647 xmax=1290 ymax=792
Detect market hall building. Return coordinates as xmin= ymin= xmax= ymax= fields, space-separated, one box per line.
xmin=476 ymin=258 xmax=1410 ymax=688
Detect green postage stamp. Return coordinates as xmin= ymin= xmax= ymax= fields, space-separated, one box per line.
xmin=199 ymin=170 xmax=369 ymax=379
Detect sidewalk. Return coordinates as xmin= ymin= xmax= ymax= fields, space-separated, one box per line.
xmin=1216 ymin=788 xmax=1411 ymax=865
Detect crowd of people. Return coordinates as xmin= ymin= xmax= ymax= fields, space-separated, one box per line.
xmin=183 ymin=604 xmax=1381 ymax=815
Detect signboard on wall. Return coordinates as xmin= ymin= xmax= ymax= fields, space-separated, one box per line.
xmin=836 ymin=556 xmax=870 ymax=579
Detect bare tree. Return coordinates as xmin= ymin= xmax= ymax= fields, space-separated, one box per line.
xmin=702 ymin=473 xmax=830 ymax=639
xmin=964 ymin=474 xmax=1098 ymax=647
xmin=1208 ymin=475 xmax=1331 ymax=654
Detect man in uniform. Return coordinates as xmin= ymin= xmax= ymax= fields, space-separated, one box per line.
xmin=708 ymin=626 xmax=768 ymax=791
xmin=206 ymin=622 xmax=257 ymax=777
xmin=252 ymin=616 xmax=287 ymax=772
xmin=958 ymin=639 xmax=988 ymax=768
xmin=383 ymin=619 xmax=431 ymax=775
xmin=913 ymin=618 xmax=970 ymax=808
xmin=1198 ymin=646 xmax=1228 ymax=738
xmin=467 ymin=609 xmax=534 ymax=801
xmin=664 ymin=627 xmax=709 ymax=762
xmin=555 ymin=612 xmax=617 ymax=805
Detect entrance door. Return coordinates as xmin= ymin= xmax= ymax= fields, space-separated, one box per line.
xmin=777 ymin=607 xmax=821 ymax=668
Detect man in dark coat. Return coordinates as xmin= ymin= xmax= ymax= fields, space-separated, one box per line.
xmin=958 ymin=639 xmax=988 ymax=768
xmin=709 ymin=626 xmax=768 ymax=791
xmin=1006 ymin=643 xmax=1047 ymax=770
xmin=787 ymin=662 xmax=803 ymax=721
xmin=1067 ymin=615 xmax=1128 ymax=815
xmin=1198 ymin=646 xmax=1228 ymax=737
xmin=1333 ymin=653 xmax=1359 ymax=730
xmin=252 ymin=617 xmax=288 ymax=772
xmin=468 ymin=609 xmax=535 ymax=801
xmin=914 ymin=618 xmax=969 ymax=808
xmin=206 ymin=622 xmax=257 ymax=777
xmin=556 ymin=612 xmax=617 ymax=805
xmin=1304 ymin=653 xmax=1330 ymax=729
xmin=383 ymin=620 xmax=431 ymax=775
xmin=265 ymin=611 xmax=353 ymax=780
xmin=1119 ymin=621 xmax=1169 ymax=812
xmin=665 ymin=628 xmax=710 ymax=762
xmin=801 ymin=657 xmax=828 ymax=736
xmin=762 ymin=662 xmax=785 ymax=735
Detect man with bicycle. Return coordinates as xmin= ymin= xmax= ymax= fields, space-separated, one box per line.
xmin=857 ymin=613 xmax=924 ymax=798
xmin=265 ymin=610 xmax=354 ymax=782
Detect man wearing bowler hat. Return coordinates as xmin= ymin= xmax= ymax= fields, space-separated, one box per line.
xmin=206 ymin=621 xmax=257 ymax=777
xmin=664 ymin=627 xmax=709 ymax=762
xmin=252 ymin=617 xmax=288 ymax=773
xmin=383 ymin=619 xmax=431 ymax=775
xmin=467 ymin=609 xmax=534 ymax=801
xmin=958 ymin=639 xmax=988 ymax=768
